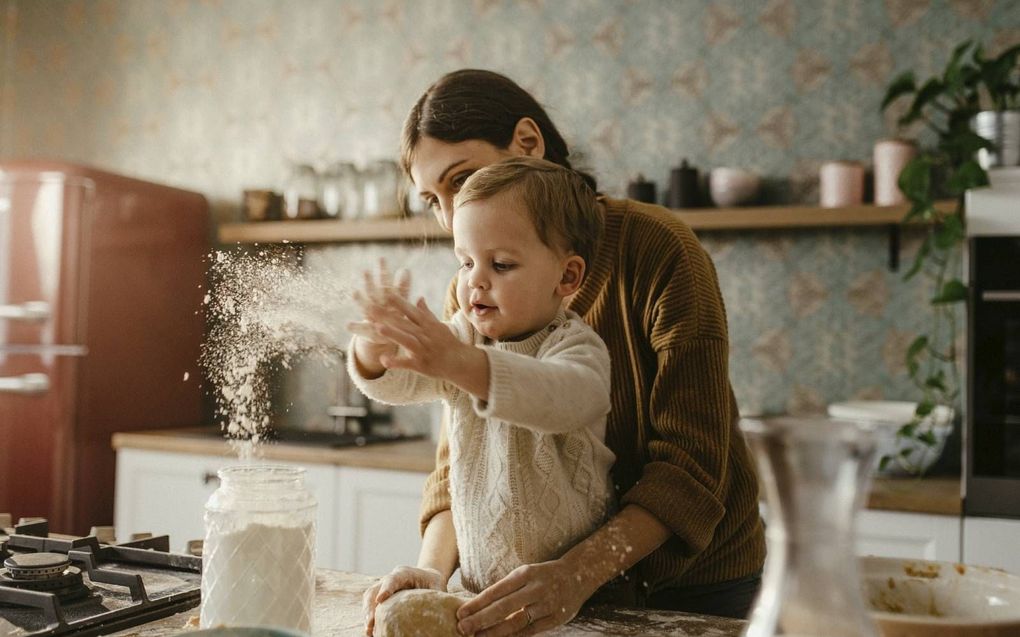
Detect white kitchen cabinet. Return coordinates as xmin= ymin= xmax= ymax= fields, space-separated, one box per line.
xmin=114 ymin=448 xmax=338 ymax=568
xmin=963 ymin=516 xmax=1020 ymax=574
xmin=856 ymin=510 xmax=961 ymax=562
xmin=335 ymin=466 xmax=427 ymax=576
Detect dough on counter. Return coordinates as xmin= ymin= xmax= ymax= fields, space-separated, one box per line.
xmin=374 ymin=589 xmax=468 ymax=637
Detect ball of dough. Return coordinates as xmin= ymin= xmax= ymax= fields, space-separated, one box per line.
xmin=374 ymin=589 xmax=467 ymax=637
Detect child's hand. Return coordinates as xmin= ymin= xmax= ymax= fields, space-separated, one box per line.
xmin=371 ymin=294 xmax=483 ymax=389
xmin=346 ymin=258 xmax=413 ymax=377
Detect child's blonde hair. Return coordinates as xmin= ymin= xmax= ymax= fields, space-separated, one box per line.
xmin=454 ymin=157 xmax=603 ymax=273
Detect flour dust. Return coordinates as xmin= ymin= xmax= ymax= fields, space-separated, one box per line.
xmin=200 ymin=244 xmax=448 ymax=459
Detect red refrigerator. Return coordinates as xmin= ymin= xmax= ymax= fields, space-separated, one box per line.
xmin=0 ymin=160 xmax=209 ymax=534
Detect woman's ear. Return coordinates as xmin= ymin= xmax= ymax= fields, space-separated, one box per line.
xmin=556 ymin=255 xmax=586 ymax=297
xmin=508 ymin=117 xmax=546 ymax=158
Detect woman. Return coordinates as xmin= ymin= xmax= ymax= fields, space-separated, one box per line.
xmin=362 ymin=69 xmax=765 ymax=637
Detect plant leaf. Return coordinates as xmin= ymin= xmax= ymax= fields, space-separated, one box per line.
xmin=947 ymin=160 xmax=990 ymax=195
xmin=882 ymin=71 xmax=918 ymax=111
xmin=907 ymin=335 xmax=929 ymax=359
xmin=899 ymin=77 xmax=945 ymax=126
xmin=934 ymin=214 xmax=966 ymax=250
xmin=943 ymin=40 xmax=975 ymax=93
xmin=925 ymin=371 xmax=947 ymax=391
xmin=916 ymin=401 xmax=935 ymax=417
xmin=897 ymin=156 xmax=932 ymax=203
xmin=932 ymin=279 xmax=967 ymax=304
xmin=879 ymin=455 xmax=892 ymax=471
xmin=941 ymin=129 xmax=995 ymax=159
xmin=904 ymin=235 xmax=931 ymax=280
xmin=918 ymin=430 xmax=938 ymax=446
xmin=898 ymin=422 xmax=918 ymax=438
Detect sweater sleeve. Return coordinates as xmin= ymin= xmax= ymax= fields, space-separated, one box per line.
xmin=419 ymin=276 xmax=460 ymax=534
xmin=473 ymin=324 xmax=611 ymax=435
xmin=619 ymin=340 xmax=731 ymax=555
xmin=617 ymin=208 xmax=734 ymax=557
xmin=346 ymin=336 xmax=448 ymax=406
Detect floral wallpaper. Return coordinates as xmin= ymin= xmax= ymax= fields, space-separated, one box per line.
xmin=2 ymin=0 xmax=1017 ymax=421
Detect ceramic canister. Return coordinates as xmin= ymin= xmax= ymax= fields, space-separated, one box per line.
xmin=873 ymin=138 xmax=917 ymax=206
xmin=819 ymin=161 xmax=864 ymax=208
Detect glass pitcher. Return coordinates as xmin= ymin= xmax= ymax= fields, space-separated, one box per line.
xmin=740 ymin=416 xmax=880 ymax=637
xmin=201 ymin=465 xmax=317 ymax=632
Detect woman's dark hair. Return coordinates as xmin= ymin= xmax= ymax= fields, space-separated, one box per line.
xmin=401 ymin=69 xmax=597 ymax=191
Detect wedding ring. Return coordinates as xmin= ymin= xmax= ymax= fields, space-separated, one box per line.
xmin=523 ymin=606 xmax=534 ymax=626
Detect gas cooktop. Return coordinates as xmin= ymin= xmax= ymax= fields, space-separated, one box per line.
xmin=0 ymin=518 xmax=201 ymax=637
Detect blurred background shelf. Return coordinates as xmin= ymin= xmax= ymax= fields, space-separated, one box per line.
xmin=217 ymin=201 xmax=956 ymax=245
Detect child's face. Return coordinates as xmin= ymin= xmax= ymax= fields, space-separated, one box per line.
xmin=453 ymin=192 xmax=571 ymax=341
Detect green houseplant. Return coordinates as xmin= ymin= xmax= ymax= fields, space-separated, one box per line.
xmin=878 ymin=40 xmax=1020 ymax=474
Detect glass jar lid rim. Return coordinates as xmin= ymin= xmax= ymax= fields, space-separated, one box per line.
xmin=218 ymin=465 xmax=306 ymax=481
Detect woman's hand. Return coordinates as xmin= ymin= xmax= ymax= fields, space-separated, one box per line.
xmin=362 ymin=565 xmax=447 ymax=636
xmin=455 ymin=558 xmax=592 ymax=637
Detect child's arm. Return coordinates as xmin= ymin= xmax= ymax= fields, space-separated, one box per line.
xmin=474 ymin=324 xmax=611 ymax=435
xmin=365 ymin=294 xmax=491 ymax=399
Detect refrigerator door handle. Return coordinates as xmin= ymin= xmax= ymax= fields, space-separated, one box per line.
xmin=0 ymin=372 xmax=50 ymax=394
xmin=0 ymin=301 xmax=51 ymax=321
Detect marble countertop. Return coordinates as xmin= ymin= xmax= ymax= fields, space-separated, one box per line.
xmin=113 ymin=570 xmax=744 ymax=637
xmin=114 ymin=428 xmax=962 ymax=516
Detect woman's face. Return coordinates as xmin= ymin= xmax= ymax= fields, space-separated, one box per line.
xmin=409 ymin=136 xmax=520 ymax=230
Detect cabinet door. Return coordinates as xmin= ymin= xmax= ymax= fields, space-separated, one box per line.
xmin=856 ymin=510 xmax=961 ymax=562
xmin=114 ymin=449 xmax=337 ymax=568
xmin=335 ymin=467 xmax=427 ymax=575
xmin=963 ymin=517 xmax=1020 ymax=574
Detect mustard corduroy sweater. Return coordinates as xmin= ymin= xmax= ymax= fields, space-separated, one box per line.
xmin=421 ymin=197 xmax=766 ymax=594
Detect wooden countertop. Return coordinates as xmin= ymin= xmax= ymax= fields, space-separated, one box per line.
xmin=114 ymin=569 xmax=745 ymax=637
xmin=111 ymin=428 xmax=437 ymax=473
xmin=114 ymin=428 xmax=963 ymax=516
xmin=866 ymin=475 xmax=961 ymax=516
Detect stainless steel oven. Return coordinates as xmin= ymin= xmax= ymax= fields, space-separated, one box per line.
xmin=965 ymin=177 xmax=1020 ymax=518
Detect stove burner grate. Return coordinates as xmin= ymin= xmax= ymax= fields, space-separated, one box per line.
xmin=0 ymin=553 xmax=93 ymax=604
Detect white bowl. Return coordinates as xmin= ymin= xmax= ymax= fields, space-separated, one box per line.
xmin=827 ymin=401 xmax=954 ymax=475
xmin=861 ymin=556 xmax=1020 ymax=636
xmin=709 ymin=167 xmax=760 ymax=207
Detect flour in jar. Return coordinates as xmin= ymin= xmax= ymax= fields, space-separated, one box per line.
xmin=200 ymin=521 xmax=315 ymax=631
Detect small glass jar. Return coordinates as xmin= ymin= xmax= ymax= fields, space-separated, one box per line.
xmin=283 ymin=163 xmax=321 ymax=220
xmin=361 ymin=159 xmax=402 ymax=218
xmin=319 ymin=161 xmax=361 ymax=219
xmin=200 ymin=465 xmax=317 ymax=632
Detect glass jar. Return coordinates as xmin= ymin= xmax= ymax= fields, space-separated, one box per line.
xmin=319 ymin=161 xmax=361 ymax=219
xmin=361 ymin=159 xmax=402 ymax=218
xmin=740 ymin=416 xmax=880 ymax=637
xmin=282 ymin=163 xmax=321 ymax=220
xmin=200 ymin=465 xmax=317 ymax=632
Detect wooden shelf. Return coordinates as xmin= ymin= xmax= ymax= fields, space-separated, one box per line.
xmin=217 ymin=201 xmax=957 ymax=245
xmin=218 ymin=215 xmax=446 ymax=244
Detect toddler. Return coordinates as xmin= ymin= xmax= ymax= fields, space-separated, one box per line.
xmin=347 ymin=156 xmax=615 ymax=593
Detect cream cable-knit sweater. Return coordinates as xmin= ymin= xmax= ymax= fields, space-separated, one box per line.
xmin=348 ymin=307 xmax=616 ymax=592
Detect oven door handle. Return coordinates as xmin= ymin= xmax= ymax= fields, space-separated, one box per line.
xmin=981 ymin=290 xmax=1020 ymax=302
xmin=0 ymin=373 xmax=50 ymax=394
xmin=0 ymin=301 xmax=51 ymax=321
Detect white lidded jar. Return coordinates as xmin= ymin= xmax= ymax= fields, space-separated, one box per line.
xmin=201 ymin=465 xmax=317 ymax=632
